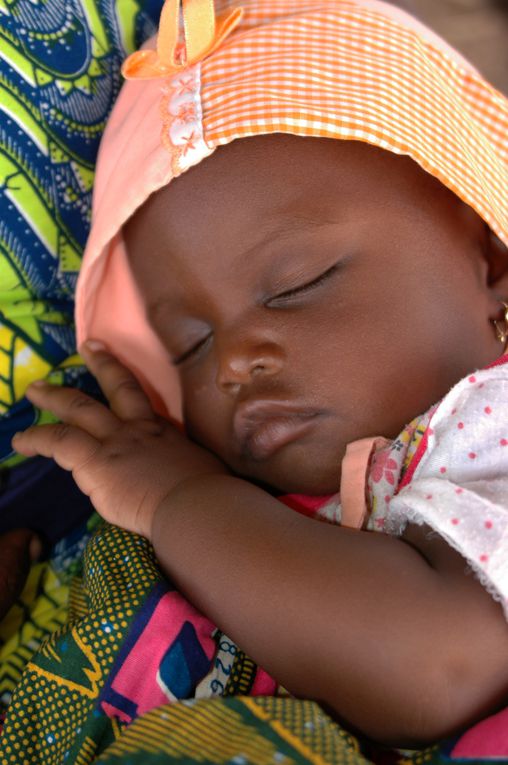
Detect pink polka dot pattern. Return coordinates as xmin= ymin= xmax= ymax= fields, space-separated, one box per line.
xmin=367 ymin=358 xmax=508 ymax=622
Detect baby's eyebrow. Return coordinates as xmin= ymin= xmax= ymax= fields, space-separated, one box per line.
xmin=147 ymin=294 xmax=183 ymax=323
xmin=237 ymin=214 xmax=341 ymax=262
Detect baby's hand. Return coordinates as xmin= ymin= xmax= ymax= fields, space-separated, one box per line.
xmin=12 ymin=343 xmax=228 ymax=541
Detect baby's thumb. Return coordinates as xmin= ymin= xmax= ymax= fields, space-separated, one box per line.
xmin=0 ymin=529 xmax=41 ymax=621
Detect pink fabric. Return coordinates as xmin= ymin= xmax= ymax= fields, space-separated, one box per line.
xmin=279 ymin=493 xmax=335 ymax=518
xmin=98 ymin=584 xmax=277 ymax=723
xmin=100 ymin=591 xmax=216 ymax=719
xmin=452 ymin=706 xmax=508 ymax=758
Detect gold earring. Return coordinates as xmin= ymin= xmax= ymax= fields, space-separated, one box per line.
xmin=493 ymin=302 xmax=508 ymax=344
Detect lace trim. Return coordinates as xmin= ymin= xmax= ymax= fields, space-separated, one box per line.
xmin=159 ymin=63 xmax=213 ymax=176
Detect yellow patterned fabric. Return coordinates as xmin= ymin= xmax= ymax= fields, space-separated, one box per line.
xmin=0 ymin=513 xmax=100 ymax=716
xmin=0 ymin=523 xmax=160 ymax=763
xmin=0 ymin=519 xmax=492 ymax=764
xmin=0 ymin=563 xmax=68 ymax=706
xmin=95 ymin=697 xmax=366 ymax=765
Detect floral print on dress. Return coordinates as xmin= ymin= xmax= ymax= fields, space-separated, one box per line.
xmin=371 ymin=450 xmax=398 ymax=485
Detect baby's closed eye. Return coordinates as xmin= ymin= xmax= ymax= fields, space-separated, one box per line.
xmin=265 ymin=260 xmax=343 ymax=305
xmin=172 ymin=332 xmax=213 ymax=365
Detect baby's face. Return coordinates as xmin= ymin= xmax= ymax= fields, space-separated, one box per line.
xmin=124 ymin=135 xmax=501 ymax=494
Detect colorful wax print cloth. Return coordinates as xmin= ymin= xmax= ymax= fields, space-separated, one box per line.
xmin=0 ymin=0 xmax=163 ymax=729
xmin=0 ymin=513 xmax=506 ymax=764
xmin=1 ymin=362 xmax=508 ymax=762
xmin=0 ymin=0 xmax=164 ymax=467
xmin=0 ymin=513 xmax=100 ymax=721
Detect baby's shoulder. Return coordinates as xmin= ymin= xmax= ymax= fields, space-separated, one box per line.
xmin=402 ymin=356 xmax=508 ymax=489
xmin=430 ymin=357 xmax=508 ymax=438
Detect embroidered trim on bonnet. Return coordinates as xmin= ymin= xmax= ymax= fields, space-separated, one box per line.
xmin=160 ymin=63 xmax=213 ymax=176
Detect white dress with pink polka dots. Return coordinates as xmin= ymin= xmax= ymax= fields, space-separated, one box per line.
xmin=366 ymin=356 xmax=508 ymax=618
xmin=304 ymin=356 xmax=508 ymax=618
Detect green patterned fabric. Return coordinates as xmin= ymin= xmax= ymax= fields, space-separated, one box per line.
xmin=0 ymin=0 xmax=162 ymax=734
xmin=0 ymin=513 xmax=99 ymax=715
xmin=0 ymin=520 xmax=489 ymax=765
xmin=0 ymin=0 xmax=163 ymax=466
xmin=94 ymin=697 xmax=367 ymax=765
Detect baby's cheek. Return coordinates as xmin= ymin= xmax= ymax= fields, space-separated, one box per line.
xmin=184 ymin=402 xmax=230 ymax=459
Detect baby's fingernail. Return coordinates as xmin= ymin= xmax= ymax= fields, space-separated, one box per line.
xmin=84 ymin=339 xmax=106 ymax=352
xmin=29 ymin=379 xmax=47 ymax=387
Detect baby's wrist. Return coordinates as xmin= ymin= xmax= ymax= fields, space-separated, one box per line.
xmin=150 ymin=469 xmax=231 ymax=543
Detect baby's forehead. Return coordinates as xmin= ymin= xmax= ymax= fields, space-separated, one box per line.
xmin=126 ymin=134 xmax=462 ymax=256
xmin=124 ymin=134 xmax=476 ymax=323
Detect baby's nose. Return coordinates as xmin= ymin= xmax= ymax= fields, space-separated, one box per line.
xmin=215 ymin=338 xmax=284 ymax=395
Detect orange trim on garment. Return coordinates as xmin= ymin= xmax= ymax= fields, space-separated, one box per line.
xmin=340 ymin=437 xmax=390 ymax=529
xmin=122 ymin=0 xmax=244 ymax=80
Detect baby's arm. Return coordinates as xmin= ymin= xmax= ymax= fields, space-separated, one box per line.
xmin=13 ymin=347 xmax=508 ymax=747
xmin=153 ymin=475 xmax=508 ymax=746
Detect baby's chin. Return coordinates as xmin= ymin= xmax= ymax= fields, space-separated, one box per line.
xmin=232 ymin=456 xmax=342 ymax=497
xmin=193 ymin=424 xmax=347 ymax=496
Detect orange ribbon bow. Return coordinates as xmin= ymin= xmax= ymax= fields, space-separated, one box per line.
xmin=122 ymin=0 xmax=243 ymax=80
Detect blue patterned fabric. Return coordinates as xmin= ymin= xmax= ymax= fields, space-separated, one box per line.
xmin=0 ymin=0 xmax=164 ymax=467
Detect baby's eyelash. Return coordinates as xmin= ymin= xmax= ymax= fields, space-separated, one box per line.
xmin=269 ymin=262 xmax=340 ymax=303
xmin=172 ymin=334 xmax=211 ymax=366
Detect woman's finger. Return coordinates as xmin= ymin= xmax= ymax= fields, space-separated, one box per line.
xmin=80 ymin=341 xmax=156 ymax=421
xmin=24 ymin=381 xmax=118 ymax=439
xmin=12 ymin=423 xmax=100 ymax=482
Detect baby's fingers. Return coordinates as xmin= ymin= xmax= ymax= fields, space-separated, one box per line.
xmin=80 ymin=341 xmax=155 ymax=422
xmin=24 ymin=381 xmax=118 ymax=439
xmin=12 ymin=423 xmax=99 ymax=479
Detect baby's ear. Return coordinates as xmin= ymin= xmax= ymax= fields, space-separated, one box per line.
xmin=485 ymin=227 xmax=508 ymax=297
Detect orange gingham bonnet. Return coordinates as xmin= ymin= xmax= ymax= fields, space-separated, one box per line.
xmin=76 ymin=0 xmax=508 ymax=420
